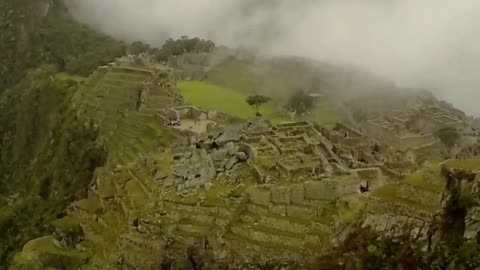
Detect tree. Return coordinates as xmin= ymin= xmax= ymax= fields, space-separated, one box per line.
xmin=246 ymin=95 xmax=271 ymax=115
xmin=127 ymin=41 xmax=150 ymax=55
xmin=435 ymin=127 xmax=460 ymax=149
xmin=287 ymin=89 xmax=314 ymax=114
xmin=154 ymin=36 xmax=216 ymax=61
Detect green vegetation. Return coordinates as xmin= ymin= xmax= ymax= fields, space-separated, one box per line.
xmin=372 ymin=166 xmax=444 ymax=213
xmin=246 ymin=94 xmax=271 ymax=115
xmin=313 ymin=226 xmax=480 ymax=270
xmin=38 ymin=11 xmax=125 ymax=76
xmin=313 ymin=227 xmax=426 ymax=270
xmin=415 ymin=142 xmax=446 ymax=164
xmin=0 ymin=66 xmax=105 ymax=266
xmin=0 ymin=0 xmax=125 ymax=92
xmin=435 ymin=126 xmax=461 ymax=149
xmin=287 ymin=89 xmax=314 ymax=114
xmin=205 ymin=58 xmax=292 ymax=99
xmin=204 ymin=57 xmax=340 ymax=124
xmin=444 ymin=158 xmax=480 ymax=171
xmin=403 ymin=165 xmax=444 ymax=193
xmin=127 ymin=36 xmax=216 ymax=60
xmin=155 ymin=36 xmax=215 ymax=61
xmin=55 ymin=72 xmax=87 ymax=83
xmin=178 ymin=81 xmax=286 ymax=121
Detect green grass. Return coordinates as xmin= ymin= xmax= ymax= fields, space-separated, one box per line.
xmin=371 ymin=165 xmax=444 ymax=213
xmin=22 ymin=236 xmax=90 ymax=258
xmin=56 ymin=72 xmax=87 ymax=82
xmin=204 ymin=182 xmax=235 ymax=206
xmin=403 ymin=165 xmax=443 ymax=193
xmin=371 ymin=183 xmax=439 ymax=212
xmin=414 ymin=143 xmax=446 ymax=164
xmin=304 ymin=100 xmax=341 ymax=125
xmin=205 ymin=59 xmax=292 ymax=99
xmin=178 ymin=81 xmax=287 ymax=121
xmin=444 ymin=159 xmax=480 ymax=171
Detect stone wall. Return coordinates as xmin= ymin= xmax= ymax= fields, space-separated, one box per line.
xmin=247 ymin=178 xmax=363 ymax=208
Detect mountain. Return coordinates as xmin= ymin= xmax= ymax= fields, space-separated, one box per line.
xmin=3 ymin=2 xmax=480 ymax=270
xmin=0 ymin=0 xmax=124 ymax=266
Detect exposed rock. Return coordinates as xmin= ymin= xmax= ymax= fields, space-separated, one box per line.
xmin=215 ymin=129 xmax=241 ymax=146
xmin=225 ymin=156 xmax=240 ymax=170
xmin=235 ymin=152 xmax=248 ymax=162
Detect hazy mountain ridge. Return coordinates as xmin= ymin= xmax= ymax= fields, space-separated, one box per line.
xmin=2 ymin=2 xmax=480 ymax=270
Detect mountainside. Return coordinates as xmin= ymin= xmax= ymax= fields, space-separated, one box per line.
xmin=3 ymin=3 xmax=480 ymax=270
xmin=0 ymin=1 xmax=125 ymax=266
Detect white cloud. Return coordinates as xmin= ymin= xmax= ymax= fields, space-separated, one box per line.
xmin=65 ymin=0 xmax=480 ymax=115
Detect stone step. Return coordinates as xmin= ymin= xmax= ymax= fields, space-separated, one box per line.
xmin=102 ymin=78 xmax=145 ymax=87
xmin=179 ymin=215 xmax=216 ymax=227
xmin=98 ymin=96 xmax=135 ymax=109
xmin=128 ymin=112 xmax=156 ymax=122
xmin=245 ymin=203 xmax=331 ymax=225
xmin=104 ymin=72 xmax=151 ymax=82
xmin=141 ymin=107 xmax=162 ymax=115
xmin=240 ymin=214 xmax=310 ymax=235
xmin=175 ymin=224 xmax=211 ymax=238
xmin=123 ymin=142 xmax=149 ymax=158
xmin=227 ymin=225 xmax=303 ymax=250
xmin=116 ymin=147 xmax=140 ymax=164
xmin=149 ymin=95 xmax=173 ymax=104
xmin=119 ymin=151 xmax=137 ymax=164
xmin=115 ymin=127 xmax=159 ymax=146
xmin=110 ymin=66 xmax=154 ymax=76
xmin=117 ymin=116 xmax=155 ymax=129
xmin=92 ymin=84 xmax=123 ymax=94
xmin=230 ymin=223 xmax=305 ymax=245
xmin=162 ymin=202 xmax=219 ymax=216
xmin=103 ymin=92 xmax=137 ymax=103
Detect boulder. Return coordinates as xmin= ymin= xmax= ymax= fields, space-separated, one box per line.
xmin=215 ymin=129 xmax=241 ymax=146
xmin=212 ymin=149 xmax=229 ymax=162
xmin=235 ymin=152 xmax=248 ymax=161
xmin=224 ymin=142 xmax=237 ymax=156
xmin=225 ymin=156 xmax=239 ymax=170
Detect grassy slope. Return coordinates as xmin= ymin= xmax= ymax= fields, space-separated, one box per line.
xmin=371 ymin=165 xmax=444 ymax=213
xmin=0 ymin=3 xmax=124 ymax=266
xmin=204 ymin=57 xmax=341 ymax=124
xmin=205 ymin=59 xmax=293 ymax=99
xmin=178 ymin=81 xmax=287 ymax=122
xmin=444 ymin=159 xmax=480 ymax=171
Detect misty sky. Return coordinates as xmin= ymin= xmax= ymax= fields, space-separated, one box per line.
xmin=65 ymin=0 xmax=480 ymax=115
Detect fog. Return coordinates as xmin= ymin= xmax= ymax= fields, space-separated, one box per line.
xmin=64 ymin=0 xmax=480 ymax=115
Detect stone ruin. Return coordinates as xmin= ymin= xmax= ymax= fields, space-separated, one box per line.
xmin=156 ymin=105 xmax=237 ymax=135
xmin=365 ymin=105 xmax=466 ymax=150
xmin=149 ymin=118 xmax=418 ymax=195
xmin=17 ymin=119 xmax=430 ymax=268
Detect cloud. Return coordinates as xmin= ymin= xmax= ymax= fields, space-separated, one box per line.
xmin=64 ymin=0 xmax=480 ymax=115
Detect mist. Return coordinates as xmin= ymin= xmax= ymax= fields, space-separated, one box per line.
xmin=64 ymin=0 xmax=480 ymax=115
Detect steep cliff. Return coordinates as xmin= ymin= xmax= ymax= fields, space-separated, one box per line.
xmin=0 ymin=1 xmax=125 ymax=266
